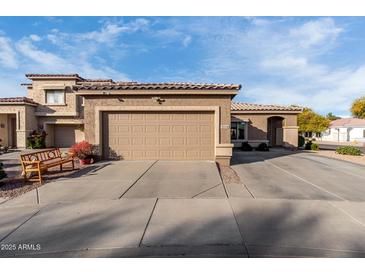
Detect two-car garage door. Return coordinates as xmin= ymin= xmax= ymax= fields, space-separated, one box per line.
xmin=103 ymin=111 xmax=215 ymax=160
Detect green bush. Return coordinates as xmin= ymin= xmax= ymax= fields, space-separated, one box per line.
xmin=241 ymin=141 xmax=253 ymax=151
xmin=304 ymin=141 xmax=319 ymax=151
xmin=26 ymin=137 xmax=35 ymax=149
xmin=0 ymin=162 xmax=7 ymax=180
xmin=304 ymin=141 xmax=312 ymax=150
xmin=26 ymin=131 xmax=46 ymax=149
xmin=298 ymin=135 xmax=305 ymax=147
xmin=336 ymin=146 xmax=362 ymax=156
xmin=255 ymin=142 xmax=269 ymax=151
xmin=310 ymin=143 xmax=319 ymax=151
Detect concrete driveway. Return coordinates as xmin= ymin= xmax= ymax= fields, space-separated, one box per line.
xmin=1 ymin=152 xmax=365 ymax=257
xmin=231 ymin=149 xmax=365 ymax=201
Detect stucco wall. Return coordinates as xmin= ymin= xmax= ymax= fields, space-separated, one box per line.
xmin=0 ymin=105 xmax=37 ymax=148
xmin=232 ymin=112 xmax=299 ymax=147
xmin=30 ymin=79 xmax=79 ymax=116
xmin=82 ymin=94 xmax=233 ymax=164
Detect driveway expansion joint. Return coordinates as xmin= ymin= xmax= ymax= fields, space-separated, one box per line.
xmin=0 ymin=209 xmax=40 ymax=243
xmin=328 ymin=201 xmax=365 ymax=228
xmin=139 ymin=198 xmax=159 ymax=247
xmin=227 ymin=199 xmax=250 ymax=257
xmin=118 ymin=160 xmax=158 ymax=199
xmin=265 ymin=159 xmax=347 ymax=201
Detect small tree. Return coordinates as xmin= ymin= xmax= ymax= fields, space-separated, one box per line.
xmin=326 ymin=112 xmax=341 ymax=121
xmin=351 ymin=96 xmax=365 ymax=119
xmin=298 ymin=108 xmax=330 ymax=134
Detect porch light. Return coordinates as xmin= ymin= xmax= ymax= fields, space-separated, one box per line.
xmin=152 ymin=97 xmax=165 ymax=104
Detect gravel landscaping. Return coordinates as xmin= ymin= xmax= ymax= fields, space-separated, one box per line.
xmin=307 ymin=150 xmax=365 ymax=166
xmin=218 ymin=164 xmax=241 ymax=184
xmin=0 ymin=159 xmax=84 ymax=200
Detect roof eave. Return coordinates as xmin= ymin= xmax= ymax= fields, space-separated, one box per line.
xmin=231 ymin=110 xmax=303 ymax=114
xmin=26 ymin=74 xmax=82 ymax=80
xmin=0 ymin=102 xmax=38 ymax=106
xmin=75 ymin=89 xmax=239 ymax=96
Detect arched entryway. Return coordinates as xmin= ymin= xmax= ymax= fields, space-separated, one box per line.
xmin=267 ymin=116 xmax=285 ymax=147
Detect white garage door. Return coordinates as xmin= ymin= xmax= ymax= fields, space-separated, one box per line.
xmin=103 ymin=111 xmax=215 ymax=160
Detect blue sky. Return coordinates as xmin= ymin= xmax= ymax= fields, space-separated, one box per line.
xmin=0 ymin=17 xmax=365 ymax=116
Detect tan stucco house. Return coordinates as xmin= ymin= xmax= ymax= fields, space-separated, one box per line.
xmin=0 ymin=74 xmax=301 ymax=165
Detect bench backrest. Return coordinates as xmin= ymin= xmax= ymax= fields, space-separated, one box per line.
xmin=20 ymin=148 xmax=62 ymax=163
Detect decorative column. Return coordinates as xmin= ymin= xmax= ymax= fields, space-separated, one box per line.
xmin=282 ymin=126 xmax=299 ymax=148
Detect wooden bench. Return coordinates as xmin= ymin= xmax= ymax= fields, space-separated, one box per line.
xmin=20 ymin=148 xmax=74 ymax=184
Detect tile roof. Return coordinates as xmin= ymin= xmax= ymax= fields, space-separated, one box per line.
xmin=77 ymin=79 xmax=114 ymax=83
xmin=0 ymin=97 xmax=37 ymax=105
xmin=75 ymin=82 xmax=241 ymax=91
xmin=231 ymin=102 xmax=303 ymax=112
xmin=26 ymin=74 xmax=82 ymax=79
xmin=330 ymin=118 xmax=365 ymax=127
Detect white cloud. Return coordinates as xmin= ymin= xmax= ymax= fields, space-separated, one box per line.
xmin=153 ymin=28 xmax=193 ymax=47
xmin=289 ymin=18 xmax=343 ymax=48
xmin=78 ymin=18 xmax=149 ymax=43
xmin=14 ymin=37 xmax=130 ymax=82
xmin=0 ymin=36 xmax=18 ymax=69
xmin=16 ymin=38 xmax=69 ymax=70
xmin=29 ymin=34 xmax=41 ymax=41
xmin=182 ymin=35 xmax=192 ymax=47
xmin=181 ymin=17 xmax=360 ymax=116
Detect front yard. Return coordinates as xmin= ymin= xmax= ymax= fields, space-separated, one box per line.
xmin=0 ymin=150 xmax=83 ymax=201
xmin=308 ymin=149 xmax=365 ymax=166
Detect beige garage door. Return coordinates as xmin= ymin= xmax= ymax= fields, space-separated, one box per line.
xmin=54 ymin=124 xmax=77 ymax=148
xmin=103 ymin=111 xmax=215 ymax=160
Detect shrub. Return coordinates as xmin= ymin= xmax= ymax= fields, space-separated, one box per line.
xmin=304 ymin=141 xmax=312 ymax=150
xmin=241 ymin=141 xmax=253 ymax=151
xmin=255 ymin=142 xmax=269 ymax=151
xmin=26 ymin=130 xmax=47 ymax=149
xmin=336 ymin=146 xmax=362 ymax=156
xmin=304 ymin=141 xmax=319 ymax=151
xmin=0 ymin=162 xmax=7 ymax=180
xmin=310 ymin=143 xmax=319 ymax=151
xmin=298 ymin=135 xmax=305 ymax=147
xmin=69 ymin=141 xmax=93 ymax=160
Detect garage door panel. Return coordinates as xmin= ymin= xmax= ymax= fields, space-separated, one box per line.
xmin=54 ymin=125 xmax=77 ymax=148
xmin=104 ymin=111 xmax=214 ymax=160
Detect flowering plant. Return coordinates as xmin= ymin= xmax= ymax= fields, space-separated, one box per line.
xmin=69 ymin=141 xmax=93 ymax=160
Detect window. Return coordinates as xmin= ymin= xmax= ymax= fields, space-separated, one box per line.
xmin=231 ymin=122 xmax=247 ymax=140
xmin=46 ymin=90 xmax=65 ymax=104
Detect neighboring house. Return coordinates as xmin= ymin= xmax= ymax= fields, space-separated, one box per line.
xmin=321 ymin=118 xmax=365 ymax=143
xmin=0 ymin=74 xmax=301 ymax=165
xmin=231 ymin=102 xmax=302 ymax=148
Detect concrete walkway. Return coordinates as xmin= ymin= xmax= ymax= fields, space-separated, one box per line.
xmin=1 ymin=155 xmax=365 ymax=257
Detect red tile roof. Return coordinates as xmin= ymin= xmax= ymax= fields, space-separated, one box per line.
xmin=231 ymin=102 xmax=303 ymax=112
xmin=78 ymin=79 xmax=114 ymax=83
xmin=0 ymin=97 xmax=37 ymax=105
xmin=75 ymin=82 xmax=241 ymax=91
xmin=24 ymin=74 xmax=241 ymax=91
xmin=26 ymin=74 xmax=82 ymax=79
xmin=330 ymin=118 xmax=365 ymax=127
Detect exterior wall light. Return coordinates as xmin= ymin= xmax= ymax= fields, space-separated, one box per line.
xmin=152 ymin=97 xmax=165 ymax=104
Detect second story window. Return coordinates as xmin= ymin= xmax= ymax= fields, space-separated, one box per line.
xmin=46 ymin=90 xmax=65 ymax=104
